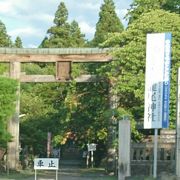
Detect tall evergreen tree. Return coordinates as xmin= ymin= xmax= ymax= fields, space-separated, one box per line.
xmin=14 ymin=36 xmax=23 ymax=48
xmin=39 ymin=37 xmax=49 ymax=48
xmin=0 ymin=20 xmax=12 ymax=47
xmin=40 ymin=2 xmax=85 ymax=48
xmin=0 ymin=20 xmax=12 ymax=75
xmin=92 ymin=0 xmax=124 ymax=46
xmin=69 ymin=20 xmax=85 ymax=47
xmin=44 ymin=2 xmax=71 ymax=47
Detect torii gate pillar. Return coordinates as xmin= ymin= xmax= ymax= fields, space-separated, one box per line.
xmin=7 ymin=62 xmax=21 ymax=170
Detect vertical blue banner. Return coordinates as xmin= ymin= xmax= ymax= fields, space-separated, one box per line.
xmin=162 ymin=33 xmax=172 ymax=128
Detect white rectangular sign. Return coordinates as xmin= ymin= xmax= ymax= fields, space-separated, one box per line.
xmin=144 ymin=33 xmax=172 ymax=129
xmin=87 ymin=143 xmax=97 ymax=151
xmin=34 ymin=158 xmax=59 ymax=170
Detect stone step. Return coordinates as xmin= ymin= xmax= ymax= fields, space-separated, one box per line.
xmin=61 ymin=148 xmax=82 ymax=160
xmin=59 ymin=159 xmax=84 ymax=167
xmin=61 ymin=155 xmax=81 ymax=160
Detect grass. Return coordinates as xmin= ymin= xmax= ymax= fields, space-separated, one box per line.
xmin=0 ymin=170 xmax=33 ymax=179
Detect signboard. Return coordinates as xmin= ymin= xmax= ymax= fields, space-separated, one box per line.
xmin=34 ymin=158 xmax=59 ymax=170
xmin=144 ymin=33 xmax=172 ymax=129
xmin=87 ymin=143 xmax=97 ymax=168
xmin=87 ymin=143 xmax=96 ymax=152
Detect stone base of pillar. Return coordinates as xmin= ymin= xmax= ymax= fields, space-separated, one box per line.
xmin=105 ymin=148 xmax=117 ymax=175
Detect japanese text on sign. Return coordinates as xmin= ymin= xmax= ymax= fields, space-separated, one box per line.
xmin=34 ymin=158 xmax=59 ymax=170
xmin=144 ymin=33 xmax=172 ymax=129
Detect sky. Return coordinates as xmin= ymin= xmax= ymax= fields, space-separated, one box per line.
xmin=0 ymin=0 xmax=133 ymax=48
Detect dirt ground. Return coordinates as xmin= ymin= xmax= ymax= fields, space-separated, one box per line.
xmin=1 ymin=167 xmax=180 ymax=180
xmin=0 ymin=167 xmax=117 ymax=180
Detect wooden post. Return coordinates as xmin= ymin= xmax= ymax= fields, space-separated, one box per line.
xmin=47 ymin=132 xmax=51 ymax=158
xmin=176 ymin=68 xmax=180 ymax=177
xmin=118 ymin=120 xmax=131 ymax=180
xmin=7 ymin=62 xmax=21 ymax=170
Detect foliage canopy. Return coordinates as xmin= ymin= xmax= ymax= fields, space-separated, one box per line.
xmin=127 ymin=0 xmax=180 ymax=24
xmin=40 ymin=2 xmax=85 ymax=48
xmin=0 ymin=20 xmax=12 ymax=47
xmin=92 ymin=0 xmax=124 ymax=46
xmin=14 ymin=36 xmax=23 ymax=48
xmin=0 ymin=77 xmax=18 ymax=148
xmin=101 ymin=9 xmax=180 ymax=127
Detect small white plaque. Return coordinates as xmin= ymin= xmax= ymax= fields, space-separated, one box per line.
xmin=87 ymin=143 xmax=97 ymax=151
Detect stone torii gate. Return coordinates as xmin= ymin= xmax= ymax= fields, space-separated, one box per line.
xmin=0 ymin=48 xmax=112 ymax=170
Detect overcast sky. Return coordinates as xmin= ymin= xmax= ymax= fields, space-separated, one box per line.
xmin=0 ymin=0 xmax=133 ymax=48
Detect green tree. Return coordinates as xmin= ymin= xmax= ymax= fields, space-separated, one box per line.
xmin=92 ymin=0 xmax=124 ymax=46
xmin=14 ymin=36 xmax=23 ymax=48
xmin=21 ymin=2 xmax=106 ymax=162
xmin=20 ymin=83 xmax=59 ymax=155
xmin=101 ymin=10 xmax=180 ymax=127
xmin=41 ymin=2 xmax=85 ymax=48
xmin=43 ymin=2 xmax=70 ymax=47
xmin=163 ymin=0 xmax=180 ymax=14
xmin=39 ymin=37 xmax=49 ymax=48
xmin=69 ymin=20 xmax=85 ymax=47
xmin=126 ymin=0 xmax=180 ymax=24
xmin=0 ymin=20 xmax=12 ymax=47
xmin=0 ymin=20 xmax=12 ymax=75
xmin=0 ymin=77 xmax=17 ymax=148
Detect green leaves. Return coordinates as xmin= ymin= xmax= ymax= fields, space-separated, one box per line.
xmin=14 ymin=36 xmax=23 ymax=48
xmin=41 ymin=2 xmax=85 ymax=48
xmin=92 ymin=0 xmax=124 ymax=47
xmin=101 ymin=9 xmax=180 ymax=127
xmin=0 ymin=20 xmax=12 ymax=47
xmin=54 ymin=2 xmax=68 ymax=26
xmin=0 ymin=77 xmax=18 ymax=147
xmin=127 ymin=0 xmax=179 ymax=24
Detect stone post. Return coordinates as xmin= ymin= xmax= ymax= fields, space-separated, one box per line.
xmin=118 ymin=120 xmax=131 ymax=180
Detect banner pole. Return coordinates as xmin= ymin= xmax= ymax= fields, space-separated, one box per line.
xmin=176 ymin=67 xmax=180 ymax=177
xmin=153 ymin=128 xmax=158 ymax=178
xmin=56 ymin=170 xmax=58 ymax=180
xmin=91 ymin=151 xmax=94 ymax=168
xmin=35 ymin=169 xmax=37 ymax=180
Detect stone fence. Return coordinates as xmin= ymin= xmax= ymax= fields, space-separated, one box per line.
xmin=0 ymin=148 xmax=5 ymax=161
xmin=131 ymin=130 xmax=176 ymax=176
